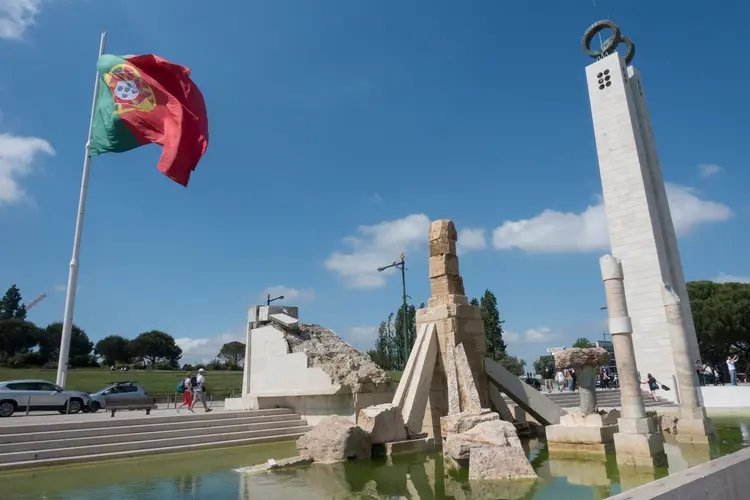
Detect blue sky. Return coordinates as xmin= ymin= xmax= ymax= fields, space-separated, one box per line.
xmin=1 ymin=0 xmax=748 ymax=368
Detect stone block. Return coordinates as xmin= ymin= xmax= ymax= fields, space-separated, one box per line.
xmin=427 ymin=294 xmax=468 ymax=308
xmin=429 ymin=238 xmax=456 ymax=257
xmin=613 ymin=432 xmax=666 ymax=468
xmin=296 ymin=415 xmax=372 ymax=463
xmin=468 ymin=445 xmax=538 ymax=480
xmin=440 ymin=410 xmax=499 ymax=436
xmin=545 ymin=423 xmax=617 ymax=445
xmin=429 ymin=254 xmax=460 ymax=278
xmin=429 ymin=220 xmax=457 ymax=241
xmin=445 ymin=343 xmax=461 ymax=415
xmin=676 ymin=417 xmax=715 ymax=444
xmin=416 ymin=304 xmax=482 ymax=324
xmin=560 ymin=411 xmax=618 ymax=427
xmin=384 ymin=437 xmax=436 ymax=456
xmin=444 ymin=420 xmax=521 ymax=461
xmin=430 ymin=274 xmax=465 ymax=297
xmin=618 ymin=416 xmax=656 ymax=435
xmin=357 ymin=403 xmax=407 ymax=444
xmin=455 ymin=344 xmax=482 ymax=413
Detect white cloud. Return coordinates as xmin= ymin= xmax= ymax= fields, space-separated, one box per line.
xmin=345 ymin=325 xmax=379 ymax=351
xmin=54 ymin=284 xmax=66 ymax=292
xmin=324 ymin=213 xmax=430 ymax=289
xmin=0 ymin=133 xmax=55 ymax=205
xmin=176 ymin=328 xmax=245 ymax=365
xmin=370 ymin=193 xmax=384 ymax=203
xmin=260 ymin=285 xmax=315 ymax=304
xmin=504 ymin=327 xmax=557 ymax=344
xmin=0 ymin=0 xmax=43 ymax=39
xmin=713 ymin=273 xmax=750 ymax=284
xmin=492 ymin=184 xmax=732 ymax=253
xmin=698 ymin=163 xmax=723 ymax=178
xmin=457 ymin=228 xmax=487 ymax=254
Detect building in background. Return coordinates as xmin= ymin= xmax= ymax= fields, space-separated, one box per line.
xmin=596 ymin=340 xmax=617 ymax=376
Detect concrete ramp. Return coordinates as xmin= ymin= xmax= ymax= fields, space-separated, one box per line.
xmin=485 ymin=357 xmax=564 ymax=425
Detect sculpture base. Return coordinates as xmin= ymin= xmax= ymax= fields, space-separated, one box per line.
xmin=675 ymin=417 xmax=715 ymax=444
xmin=546 ymin=421 xmax=618 ymax=459
xmin=613 ymin=432 xmax=667 ymax=468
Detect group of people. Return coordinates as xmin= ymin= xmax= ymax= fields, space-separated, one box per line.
xmin=694 ymin=355 xmax=742 ymax=387
xmin=177 ymin=368 xmax=213 ymax=413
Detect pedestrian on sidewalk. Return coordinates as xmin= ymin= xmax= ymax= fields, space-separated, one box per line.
xmin=727 ymin=354 xmax=739 ymax=386
xmin=695 ymin=359 xmax=705 ymax=386
xmin=643 ymin=373 xmax=660 ymax=399
xmin=190 ymin=368 xmax=213 ymax=413
xmin=177 ymin=372 xmax=194 ymax=413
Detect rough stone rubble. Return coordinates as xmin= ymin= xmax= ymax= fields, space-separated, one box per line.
xmin=282 ymin=323 xmax=391 ymax=392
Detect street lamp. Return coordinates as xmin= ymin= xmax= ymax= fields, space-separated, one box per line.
xmin=378 ymin=253 xmax=409 ymax=368
xmin=267 ymin=294 xmax=284 ymax=306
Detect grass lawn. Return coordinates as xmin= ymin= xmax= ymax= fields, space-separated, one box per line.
xmin=0 ymin=368 xmax=243 ymax=399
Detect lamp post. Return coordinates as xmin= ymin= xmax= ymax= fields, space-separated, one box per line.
xmin=267 ymin=294 xmax=284 ymax=306
xmin=377 ymin=253 xmax=409 ymax=369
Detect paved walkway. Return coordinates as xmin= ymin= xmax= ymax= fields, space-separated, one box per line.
xmin=0 ymin=406 xmax=229 ymax=427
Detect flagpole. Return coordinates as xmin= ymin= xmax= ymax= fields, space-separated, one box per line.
xmin=56 ymin=32 xmax=107 ymax=387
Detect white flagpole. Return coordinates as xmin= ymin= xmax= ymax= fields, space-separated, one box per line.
xmin=56 ymin=32 xmax=107 ymax=387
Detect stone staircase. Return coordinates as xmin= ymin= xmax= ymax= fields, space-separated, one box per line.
xmin=502 ymin=388 xmax=674 ymax=412
xmin=0 ymin=408 xmax=310 ymax=471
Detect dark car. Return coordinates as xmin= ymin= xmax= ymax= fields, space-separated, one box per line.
xmin=523 ymin=377 xmax=541 ymax=390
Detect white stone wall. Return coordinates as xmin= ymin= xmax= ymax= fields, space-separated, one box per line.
xmin=586 ymin=53 xmax=701 ymax=402
xmin=248 ymin=324 xmax=341 ymax=395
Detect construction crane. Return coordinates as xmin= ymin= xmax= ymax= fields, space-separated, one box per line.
xmin=23 ymin=292 xmax=47 ymax=312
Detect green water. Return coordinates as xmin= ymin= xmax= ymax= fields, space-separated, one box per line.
xmin=1 ymin=417 xmax=748 ymax=500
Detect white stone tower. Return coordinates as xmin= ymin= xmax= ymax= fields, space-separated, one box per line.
xmin=584 ymin=22 xmax=701 ymax=402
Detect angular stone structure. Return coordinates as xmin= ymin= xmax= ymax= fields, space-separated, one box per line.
xmin=584 ymin=24 xmax=701 ymax=404
xmin=415 ymin=220 xmax=488 ymax=438
xmin=600 ymin=254 xmax=667 ymax=467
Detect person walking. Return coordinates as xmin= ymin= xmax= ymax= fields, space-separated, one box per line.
xmin=190 ymin=368 xmax=213 ymax=412
xmin=643 ymin=373 xmax=660 ymax=399
xmin=177 ymin=371 xmax=193 ymax=413
xmin=727 ymin=354 xmax=739 ymax=386
xmin=556 ymin=370 xmax=565 ymax=392
xmin=695 ymin=359 xmax=705 ymax=386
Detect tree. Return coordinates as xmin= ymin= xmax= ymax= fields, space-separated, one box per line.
xmin=218 ymin=341 xmax=246 ymax=367
xmin=38 ymin=322 xmax=94 ymax=366
xmin=533 ymin=355 xmax=554 ymax=375
xmin=0 ymin=319 xmax=40 ymax=361
xmin=573 ymin=337 xmax=594 ymax=348
xmin=94 ymin=335 xmax=132 ymax=366
xmin=130 ymin=330 xmax=182 ymax=367
xmin=479 ymin=289 xmax=507 ymax=360
xmin=469 ymin=297 xmax=480 ymax=307
xmin=688 ymin=281 xmax=750 ymax=375
xmin=394 ymin=304 xmax=417 ymax=369
xmin=373 ymin=313 xmax=396 ymax=370
xmin=0 ymin=285 xmax=26 ymax=321
xmin=499 ymin=354 xmax=526 ymax=376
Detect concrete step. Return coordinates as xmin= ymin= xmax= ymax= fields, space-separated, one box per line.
xmin=0 ymin=413 xmax=302 ymax=444
xmin=0 ymin=432 xmax=306 ymax=472
xmin=0 ymin=425 xmax=311 ymax=465
xmin=0 ymin=419 xmax=306 ymax=453
xmin=0 ymin=408 xmax=293 ymax=435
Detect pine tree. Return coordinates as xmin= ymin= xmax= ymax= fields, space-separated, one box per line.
xmin=0 ymin=285 xmax=26 ymax=321
xmin=479 ymin=289 xmax=507 ymax=361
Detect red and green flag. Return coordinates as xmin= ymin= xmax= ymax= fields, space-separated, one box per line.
xmin=90 ymin=54 xmax=209 ymax=187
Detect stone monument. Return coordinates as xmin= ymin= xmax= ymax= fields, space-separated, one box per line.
xmin=600 ymin=254 xmax=667 ymax=467
xmin=583 ymin=20 xmax=713 ymax=442
xmin=546 ymin=347 xmax=619 ymax=458
xmin=582 ymin=20 xmax=701 ymax=404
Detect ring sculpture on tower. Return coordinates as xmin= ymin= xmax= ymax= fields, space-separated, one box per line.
xmin=582 ymin=20 xmax=636 ymax=65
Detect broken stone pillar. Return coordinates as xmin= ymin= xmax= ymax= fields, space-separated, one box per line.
xmin=546 ymin=348 xmax=618 ymax=458
xmin=600 ymin=255 xmax=667 ymax=468
xmin=416 ymin=220 xmax=488 ymax=437
xmin=662 ymin=284 xmax=715 ymax=444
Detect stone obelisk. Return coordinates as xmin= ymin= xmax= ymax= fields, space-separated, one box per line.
xmin=415 ymin=220 xmax=488 ymax=437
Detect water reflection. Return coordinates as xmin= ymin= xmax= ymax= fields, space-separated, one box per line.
xmin=0 ymin=417 xmax=748 ymax=500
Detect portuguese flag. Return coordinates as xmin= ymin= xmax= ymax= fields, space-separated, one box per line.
xmin=89 ymin=54 xmax=209 ymax=187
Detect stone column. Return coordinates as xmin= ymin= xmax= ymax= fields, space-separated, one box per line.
xmin=577 ymin=365 xmax=597 ymax=414
xmin=600 ymin=255 xmax=665 ymax=467
xmin=662 ymin=284 xmax=714 ymax=443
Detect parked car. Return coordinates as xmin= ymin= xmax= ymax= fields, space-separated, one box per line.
xmin=88 ymin=382 xmax=153 ymax=412
xmin=0 ymin=380 xmax=92 ymax=418
xmin=523 ymin=377 xmax=541 ymax=390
